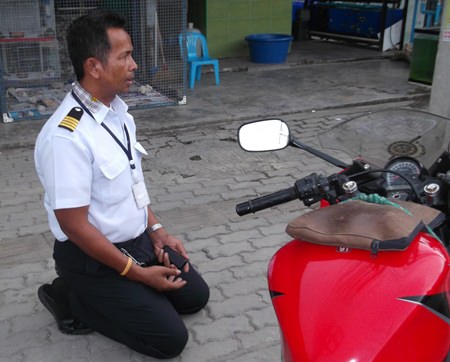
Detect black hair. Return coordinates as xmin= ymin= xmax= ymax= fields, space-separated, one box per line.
xmin=66 ymin=9 xmax=126 ymax=81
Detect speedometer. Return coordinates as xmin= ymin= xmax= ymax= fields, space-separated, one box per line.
xmin=385 ymin=157 xmax=422 ymax=188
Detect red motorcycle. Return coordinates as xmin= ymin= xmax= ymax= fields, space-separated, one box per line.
xmin=236 ymin=109 xmax=450 ymax=361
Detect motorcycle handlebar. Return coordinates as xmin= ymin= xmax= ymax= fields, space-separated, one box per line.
xmin=236 ymin=173 xmax=341 ymax=216
xmin=236 ymin=187 xmax=298 ymax=216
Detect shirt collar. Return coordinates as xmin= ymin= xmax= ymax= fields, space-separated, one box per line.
xmin=71 ymin=82 xmax=128 ymax=123
xmin=72 ymin=81 xmax=103 ymax=114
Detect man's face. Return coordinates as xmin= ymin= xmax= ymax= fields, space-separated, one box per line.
xmin=99 ymin=27 xmax=138 ymax=98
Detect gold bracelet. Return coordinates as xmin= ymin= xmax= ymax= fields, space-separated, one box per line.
xmin=120 ymin=256 xmax=133 ymax=276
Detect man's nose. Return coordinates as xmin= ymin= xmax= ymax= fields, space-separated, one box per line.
xmin=130 ymin=57 xmax=138 ymax=71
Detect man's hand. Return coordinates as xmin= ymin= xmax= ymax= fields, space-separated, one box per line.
xmin=147 ymin=207 xmax=190 ymax=272
xmin=150 ymin=231 xmax=190 ymax=273
xmin=135 ymin=265 xmax=186 ymax=291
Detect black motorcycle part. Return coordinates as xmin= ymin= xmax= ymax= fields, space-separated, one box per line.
xmin=236 ymin=187 xmax=299 ymax=216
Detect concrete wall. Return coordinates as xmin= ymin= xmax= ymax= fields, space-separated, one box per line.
xmin=188 ymin=0 xmax=292 ymax=58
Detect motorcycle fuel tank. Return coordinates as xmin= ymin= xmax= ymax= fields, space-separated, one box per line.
xmin=268 ymin=233 xmax=450 ymax=362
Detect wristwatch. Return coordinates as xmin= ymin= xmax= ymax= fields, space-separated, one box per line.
xmin=148 ymin=223 xmax=163 ymax=233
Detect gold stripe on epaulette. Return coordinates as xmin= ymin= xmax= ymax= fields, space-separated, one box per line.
xmin=58 ymin=107 xmax=83 ymax=132
xmin=59 ymin=117 xmax=79 ymax=131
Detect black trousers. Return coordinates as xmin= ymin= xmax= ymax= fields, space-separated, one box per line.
xmin=53 ymin=233 xmax=209 ymax=359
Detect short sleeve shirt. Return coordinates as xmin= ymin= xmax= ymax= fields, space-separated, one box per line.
xmin=34 ymin=86 xmax=149 ymax=243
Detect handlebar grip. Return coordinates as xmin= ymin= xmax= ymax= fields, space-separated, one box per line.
xmin=236 ymin=187 xmax=298 ymax=216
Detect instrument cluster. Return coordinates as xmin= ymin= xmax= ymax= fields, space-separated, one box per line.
xmin=384 ymin=157 xmax=424 ymax=200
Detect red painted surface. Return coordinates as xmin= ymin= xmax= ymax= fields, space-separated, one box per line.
xmin=268 ymin=232 xmax=450 ymax=361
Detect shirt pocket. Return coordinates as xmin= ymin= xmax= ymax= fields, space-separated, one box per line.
xmin=100 ymin=157 xmax=128 ymax=179
xmin=97 ymin=155 xmax=132 ymax=205
xmin=133 ymin=141 xmax=148 ymax=164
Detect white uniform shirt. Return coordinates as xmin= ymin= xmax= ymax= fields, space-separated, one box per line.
xmin=35 ymin=88 xmax=149 ymax=243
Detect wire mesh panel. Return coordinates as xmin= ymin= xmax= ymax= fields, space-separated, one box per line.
xmin=1 ymin=0 xmax=187 ymax=123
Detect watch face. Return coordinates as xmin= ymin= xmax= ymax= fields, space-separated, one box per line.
xmin=149 ymin=223 xmax=163 ymax=232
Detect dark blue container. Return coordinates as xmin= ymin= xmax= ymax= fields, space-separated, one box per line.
xmin=310 ymin=3 xmax=403 ymax=39
xmin=245 ymin=34 xmax=293 ymax=64
xmin=292 ymin=0 xmax=305 ymax=23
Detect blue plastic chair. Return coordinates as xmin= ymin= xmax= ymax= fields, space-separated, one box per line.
xmin=180 ymin=32 xmax=220 ymax=89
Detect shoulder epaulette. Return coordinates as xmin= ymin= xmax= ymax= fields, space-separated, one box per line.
xmin=58 ymin=107 xmax=83 ymax=132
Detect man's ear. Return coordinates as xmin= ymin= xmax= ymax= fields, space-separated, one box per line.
xmin=84 ymin=57 xmax=103 ymax=79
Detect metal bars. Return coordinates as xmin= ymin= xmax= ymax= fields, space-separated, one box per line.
xmin=1 ymin=0 xmax=186 ymax=122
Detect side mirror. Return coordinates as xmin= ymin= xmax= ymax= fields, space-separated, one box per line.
xmin=238 ymin=119 xmax=290 ymax=152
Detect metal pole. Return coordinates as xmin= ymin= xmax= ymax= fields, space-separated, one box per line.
xmin=429 ymin=0 xmax=450 ymax=117
xmin=0 ymin=57 xmax=5 ymax=120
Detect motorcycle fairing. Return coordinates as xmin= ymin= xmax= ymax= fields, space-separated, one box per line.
xmin=270 ymin=290 xmax=284 ymax=298
xmin=398 ymin=293 xmax=450 ymax=323
xmin=268 ymin=232 xmax=450 ymax=362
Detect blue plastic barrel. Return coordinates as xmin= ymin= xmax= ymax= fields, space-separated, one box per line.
xmin=245 ymin=34 xmax=293 ymax=64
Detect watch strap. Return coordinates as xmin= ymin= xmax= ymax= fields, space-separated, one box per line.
xmin=148 ymin=223 xmax=163 ymax=233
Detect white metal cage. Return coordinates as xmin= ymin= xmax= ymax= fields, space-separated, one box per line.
xmin=0 ymin=0 xmax=187 ymax=122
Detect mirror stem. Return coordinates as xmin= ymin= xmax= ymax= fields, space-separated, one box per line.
xmin=290 ymin=139 xmax=349 ymax=169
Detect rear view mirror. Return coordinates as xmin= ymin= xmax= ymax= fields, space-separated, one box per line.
xmin=238 ymin=119 xmax=290 ymax=152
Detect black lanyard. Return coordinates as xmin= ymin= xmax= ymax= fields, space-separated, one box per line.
xmin=71 ymin=90 xmax=135 ymax=170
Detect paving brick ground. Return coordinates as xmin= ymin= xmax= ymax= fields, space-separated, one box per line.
xmin=0 ymin=40 xmax=432 ymax=362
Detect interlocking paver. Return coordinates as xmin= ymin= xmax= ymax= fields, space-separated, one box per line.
xmin=0 ymin=41 xmax=432 ymax=361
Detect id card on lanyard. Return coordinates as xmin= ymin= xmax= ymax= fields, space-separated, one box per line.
xmin=71 ymin=91 xmax=150 ymax=209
